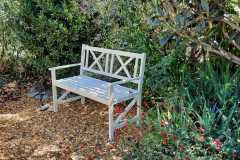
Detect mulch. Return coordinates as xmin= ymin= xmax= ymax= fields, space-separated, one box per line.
xmin=0 ymin=81 xmax=22 ymax=108
xmin=0 ymin=83 xmax=141 ymax=160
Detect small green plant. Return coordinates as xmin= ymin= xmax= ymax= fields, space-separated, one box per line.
xmin=123 ymin=62 xmax=240 ymax=159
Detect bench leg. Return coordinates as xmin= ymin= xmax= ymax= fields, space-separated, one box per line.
xmin=81 ymin=96 xmax=85 ymax=105
xmin=108 ymin=104 xmax=114 ymax=141
xmin=52 ymin=85 xmax=58 ymax=112
xmin=136 ymin=95 xmax=141 ymax=126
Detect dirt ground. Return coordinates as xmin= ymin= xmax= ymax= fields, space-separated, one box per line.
xmin=0 ymin=87 xmax=132 ymax=160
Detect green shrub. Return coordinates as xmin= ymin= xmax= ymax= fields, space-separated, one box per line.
xmin=123 ymin=61 xmax=240 ymax=159
xmin=176 ymin=61 xmax=240 ymax=157
xmin=4 ymin=0 xmax=97 ymax=75
xmin=93 ymin=2 xmax=240 ymax=158
xmin=0 ymin=0 xmax=24 ymax=74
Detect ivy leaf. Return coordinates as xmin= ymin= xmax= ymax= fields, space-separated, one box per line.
xmin=201 ymin=0 xmax=209 ymax=13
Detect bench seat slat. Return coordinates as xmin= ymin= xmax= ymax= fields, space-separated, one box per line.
xmin=54 ymin=75 xmax=138 ymax=105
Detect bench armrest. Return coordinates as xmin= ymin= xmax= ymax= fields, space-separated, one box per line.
xmin=49 ymin=63 xmax=81 ymax=71
xmin=107 ymin=77 xmax=140 ymax=98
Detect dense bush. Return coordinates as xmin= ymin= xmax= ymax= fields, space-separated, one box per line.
xmin=94 ymin=0 xmax=240 ymax=159
xmin=1 ymin=0 xmax=98 ymax=76
xmin=0 ymin=0 xmax=23 ymax=74
xmin=123 ymin=62 xmax=240 ymax=159
xmin=95 ymin=0 xmax=240 ymax=95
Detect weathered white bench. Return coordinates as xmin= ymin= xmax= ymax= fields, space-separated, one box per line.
xmin=49 ymin=44 xmax=146 ymax=141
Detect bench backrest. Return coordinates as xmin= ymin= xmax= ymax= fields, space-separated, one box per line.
xmin=80 ymin=44 xmax=146 ymax=83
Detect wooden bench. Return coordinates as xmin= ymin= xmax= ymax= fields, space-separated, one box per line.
xmin=49 ymin=44 xmax=146 ymax=141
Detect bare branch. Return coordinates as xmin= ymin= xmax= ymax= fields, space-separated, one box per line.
xmin=222 ymin=30 xmax=240 ymax=51
xmin=176 ymin=31 xmax=240 ymax=65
